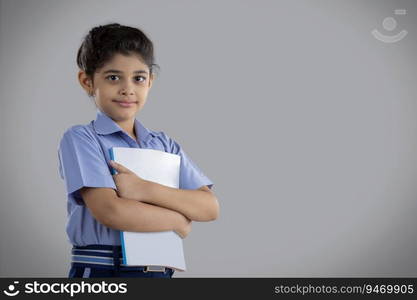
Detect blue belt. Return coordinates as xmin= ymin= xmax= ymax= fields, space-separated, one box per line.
xmin=71 ymin=244 xmax=171 ymax=273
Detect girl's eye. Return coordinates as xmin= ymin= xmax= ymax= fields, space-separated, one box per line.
xmin=107 ymin=75 xmax=119 ymax=81
xmin=135 ymin=76 xmax=146 ymax=82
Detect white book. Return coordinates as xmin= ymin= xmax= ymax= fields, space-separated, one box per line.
xmin=109 ymin=147 xmax=186 ymax=271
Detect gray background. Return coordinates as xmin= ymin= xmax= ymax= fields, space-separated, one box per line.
xmin=0 ymin=0 xmax=416 ymax=277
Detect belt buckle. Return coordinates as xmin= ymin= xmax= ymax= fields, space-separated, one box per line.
xmin=144 ymin=266 xmax=166 ymax=273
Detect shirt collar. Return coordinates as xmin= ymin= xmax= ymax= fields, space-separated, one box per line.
xmin=93 ymin=109 xmax=157 ymax=143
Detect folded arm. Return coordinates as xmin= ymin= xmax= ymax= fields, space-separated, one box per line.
xmin=109 ymin=160 xmax=220 ymax=222
xmin=79 ymin=187 xmax=191 ymax=238
xmin=143 ymin=183 xmax=219 ymax=222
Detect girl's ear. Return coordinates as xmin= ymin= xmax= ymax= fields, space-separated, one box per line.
xmin=78 ymin=70 xmax=93 ymax=94
xmin=78 ymin=70 xmax=95 ymax=96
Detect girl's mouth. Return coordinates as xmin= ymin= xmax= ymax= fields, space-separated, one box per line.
xmin=112 ymin=100 xmax=138 ymax=108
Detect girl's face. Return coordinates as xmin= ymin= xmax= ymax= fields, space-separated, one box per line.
xmin=86 ymin=53 xmax=153 ymax=124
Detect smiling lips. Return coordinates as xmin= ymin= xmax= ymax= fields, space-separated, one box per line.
xmin=112 ymin=99 xmax=138 ymax=108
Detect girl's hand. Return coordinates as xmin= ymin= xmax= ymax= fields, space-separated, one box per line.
xmin=109 ymin=160 xmax=150 ymax=201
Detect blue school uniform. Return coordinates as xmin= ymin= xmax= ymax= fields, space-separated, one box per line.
xmin=57 ymin=109 xmax=214 ymax=277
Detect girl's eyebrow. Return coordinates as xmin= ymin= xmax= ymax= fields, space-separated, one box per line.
xmin=102 ymin=69 xmax=148 ymax=75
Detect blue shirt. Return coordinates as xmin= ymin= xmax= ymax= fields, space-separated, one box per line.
xmin=58 ymin=109 xmax=213 ymax=246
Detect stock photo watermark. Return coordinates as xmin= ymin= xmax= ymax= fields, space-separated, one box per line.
xmin=371 ymin=9 xmax=408 ymax=43
xmin=2 ymin=280 xmax=128 ymax=297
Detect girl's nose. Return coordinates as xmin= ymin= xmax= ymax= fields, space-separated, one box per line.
xmin=120 ymin=86 xmax=135 ymax=95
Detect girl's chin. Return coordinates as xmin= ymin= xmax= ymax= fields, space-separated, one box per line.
xmin=108 ymin=110 xmax=138 ymax=121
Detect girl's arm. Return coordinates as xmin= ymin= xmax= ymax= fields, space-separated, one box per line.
xmin=144 ymin=183 xmax=219 ymax=222
xmin=110 ymin=161 xmax=220 ymax=222
xmin=79 ymin=187 xmax=192 ymax=238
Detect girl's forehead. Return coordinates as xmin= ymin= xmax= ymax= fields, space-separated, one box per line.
xmin=96 ymin=54 xmax=149 ymax=75
xmin=105 ymin=52 xmax=147 ymax=68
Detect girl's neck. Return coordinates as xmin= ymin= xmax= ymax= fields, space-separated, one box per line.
xmin=117 ymin=119 xmax=137 ymax=140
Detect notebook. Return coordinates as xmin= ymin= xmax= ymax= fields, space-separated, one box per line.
xmin=109 ymin=147 xmax=186 ymax=271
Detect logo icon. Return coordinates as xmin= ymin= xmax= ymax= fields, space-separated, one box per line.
xmin=3 ymin=281 xmax=20 ymax=297
xmin=372 ymin=9 xmax=407 ymax=43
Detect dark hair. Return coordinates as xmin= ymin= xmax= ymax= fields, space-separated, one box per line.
xmin=76 ymin=23 xmax=159 ymax=83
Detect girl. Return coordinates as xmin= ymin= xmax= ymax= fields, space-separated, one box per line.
xmin=58 ymin=23 xmax=219 ymax=278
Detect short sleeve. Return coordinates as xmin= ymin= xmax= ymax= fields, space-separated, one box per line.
xmin=165 ymin=135 xmax=214 ymax=190
xmin=58 ymin=126 xmax=116 ymax=205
